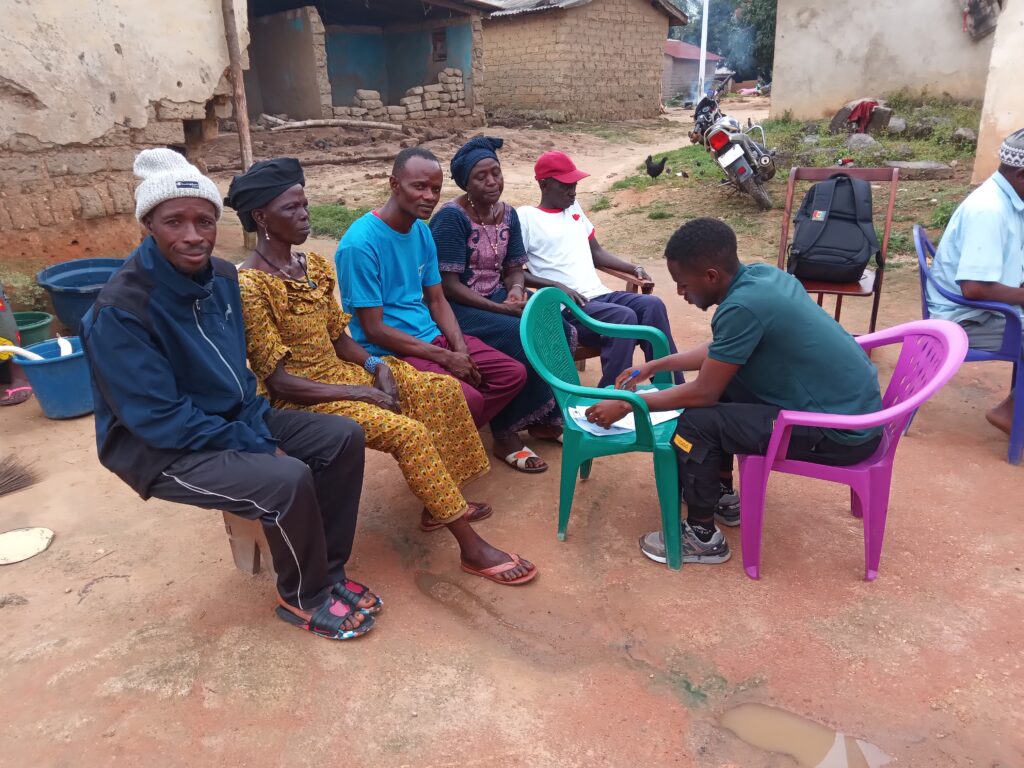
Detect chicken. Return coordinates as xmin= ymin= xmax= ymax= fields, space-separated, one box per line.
xmin=645 ymin=155 xmax=667 ymax=178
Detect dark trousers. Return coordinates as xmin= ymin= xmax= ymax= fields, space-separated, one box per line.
xmin=147 ymin=409 xmax=365 ymax=612
xmin=402 ymin=334 xmax=526 ymax=429
xmin=674 ymin=382 xmax=881 ymax=524
xmin=568 ymin=291 xmax=682 ymax=387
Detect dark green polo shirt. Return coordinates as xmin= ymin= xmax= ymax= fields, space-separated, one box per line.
xmin=709 ymin=263 xmax=883 ymax=445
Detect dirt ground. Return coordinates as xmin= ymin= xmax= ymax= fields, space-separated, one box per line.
xmin=2 ymin=99 xmax=1023 ymax=767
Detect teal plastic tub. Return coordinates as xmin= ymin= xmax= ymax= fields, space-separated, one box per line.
xmin=13 ymin=311 xmax=54 ymax=346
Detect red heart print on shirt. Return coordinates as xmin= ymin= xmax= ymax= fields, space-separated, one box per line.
xmin=572 ymin=213 xmax=580 ymax=221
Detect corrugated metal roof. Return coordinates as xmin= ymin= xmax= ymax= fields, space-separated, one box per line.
xmin=487 ymin=0 xmax=591 ymax=17
xmin=664 ymin=39 xmax=722 ymax=61
xmin=488 ymin=0 xmax=685 ymax=22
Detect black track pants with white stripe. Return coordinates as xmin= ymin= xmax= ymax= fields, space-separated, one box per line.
xmin=148 ymin=409 xmax=365 ymax=612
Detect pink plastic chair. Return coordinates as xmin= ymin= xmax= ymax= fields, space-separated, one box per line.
xmin=737 ymin=320 xmax=968 ymax=581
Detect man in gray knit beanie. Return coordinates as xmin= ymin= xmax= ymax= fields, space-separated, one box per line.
xmin=926 ymin=128 xmax=1024 ymax=446
xmin=133 ymin=147 xmax=223 ymax=223
xmin=77 ymin=148 xmax=378 ymax=641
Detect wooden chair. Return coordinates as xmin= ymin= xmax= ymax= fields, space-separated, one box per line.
xmin=777 ymin=167 xmax=899 ymax=337
xmin=222 ymin=512 xmax=275 ymax=577
xmin=572 ymin=266 xmax=655 ymax=370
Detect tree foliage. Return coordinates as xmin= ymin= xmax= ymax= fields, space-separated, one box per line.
xmin=667 ymin=0 xmax=777 ymax=80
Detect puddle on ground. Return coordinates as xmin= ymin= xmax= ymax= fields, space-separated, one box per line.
xmin=720 ymin=703 xmax=893 ymax=768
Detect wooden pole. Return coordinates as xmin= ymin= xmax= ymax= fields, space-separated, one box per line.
xmin=220 ymin=0 xmax=257 ymax=249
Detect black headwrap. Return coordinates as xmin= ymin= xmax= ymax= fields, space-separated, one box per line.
xmin=224 ymin=157 xmax=305 ymax=232
xmin=450 ymin=136 xmax=503 ymax=190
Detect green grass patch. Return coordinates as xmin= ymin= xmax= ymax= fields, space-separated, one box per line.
xmin=590 ymin=195 xmax=612 ymax=212
xmin=611 ymin=174 xmax=657 ymax=192
xmin=308 ymin=204 xmax=370 ymax=239
xmin=930 ymin=200 xmax=958 ymax=230
xmin=763 ymin=91 xmax=981 ymax=167
xmin=885 ymin=230 xmax=914 ymax=254
xmin=647 ymin=209 xmax=672 ymax=220
xmin=0 ymin=271 xmax=50 ymax=313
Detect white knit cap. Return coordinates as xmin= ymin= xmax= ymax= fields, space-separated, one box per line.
xmin=999 ymin=128 xmax=1024 ymax=169
xmin=133 ymin=148 xmax=223 ymax=221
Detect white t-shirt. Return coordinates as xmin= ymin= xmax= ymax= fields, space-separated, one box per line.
xmin=517 ymin=202 xmax=611 ymax=299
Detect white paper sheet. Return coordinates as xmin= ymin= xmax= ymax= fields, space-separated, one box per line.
xmin=567 ymin=405 xmax=681 ymax=437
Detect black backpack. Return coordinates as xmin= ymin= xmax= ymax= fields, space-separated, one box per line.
xmin=787 ymin=173 xmax=880 ymax=283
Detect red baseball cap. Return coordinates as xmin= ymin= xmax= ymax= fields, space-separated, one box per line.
xmin=534 ymin=151 xmax=590 ymax=184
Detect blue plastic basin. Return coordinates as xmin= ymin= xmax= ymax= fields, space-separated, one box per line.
xmin=36 ymin=258 xmax=125 ymax=332
xmin=18 ymin=337 xmax=94 ymax=419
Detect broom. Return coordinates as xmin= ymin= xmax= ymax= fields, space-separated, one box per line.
xmin=0 ymin=456 xmax=39 ymax=498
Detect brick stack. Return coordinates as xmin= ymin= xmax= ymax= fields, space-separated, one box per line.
xmin=333 ymin=70 xmax=469 ymax=123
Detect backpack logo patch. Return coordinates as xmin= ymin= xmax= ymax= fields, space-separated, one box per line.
xmin=811 ymin=209 xmax=828 ymax=222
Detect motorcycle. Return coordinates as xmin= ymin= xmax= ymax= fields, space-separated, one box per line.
xmin=689 ymin=86 xmax=776 ymax=211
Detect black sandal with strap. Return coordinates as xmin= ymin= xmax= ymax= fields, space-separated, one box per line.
xmin=275 ymin=597 xmax=375 ymax=640
xmin=332 ymin=578 xmax=383 ymax=616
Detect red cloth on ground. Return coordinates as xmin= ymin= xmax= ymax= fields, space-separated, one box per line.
xmin=847 ymin=99 xmax=878 ymax=134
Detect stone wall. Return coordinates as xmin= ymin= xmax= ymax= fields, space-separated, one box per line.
xmin=323 ymin=14 xmax=485 ymax=128
xmin=334 ymin=69 xmax=473 ymax=123
xmin=0 ymin=90 xmax=232 ymax=268
xmin=0 ymin=0 xmax=249 ymax=269
xmin=482 ymin=0 xmax=670 ymax=122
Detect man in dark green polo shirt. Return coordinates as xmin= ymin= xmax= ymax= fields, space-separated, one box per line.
xmin=586 ymin=218 xmax=883 ymax=565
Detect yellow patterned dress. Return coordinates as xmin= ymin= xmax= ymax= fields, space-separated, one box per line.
xmin=238 ymin=252 xmax=489 ymax=522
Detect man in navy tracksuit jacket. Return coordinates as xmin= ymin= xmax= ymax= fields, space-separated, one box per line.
xmin=81 ymin=149 xmax=378 ymax=641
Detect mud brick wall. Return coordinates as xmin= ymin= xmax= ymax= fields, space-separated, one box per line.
xmin=482 ymin=0 xmax=669 ymax=122
xmin=0 ymin=95 xmax=230 ymax=268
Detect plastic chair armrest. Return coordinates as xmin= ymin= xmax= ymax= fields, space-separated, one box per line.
xmin=597 ymin=265 xmax=655 ymax=294
xmin=561 ymin=298 xmax=672 ymax=358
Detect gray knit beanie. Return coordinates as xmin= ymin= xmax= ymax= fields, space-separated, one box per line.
xmin=133 ymin=148 xmax=223 ymax=221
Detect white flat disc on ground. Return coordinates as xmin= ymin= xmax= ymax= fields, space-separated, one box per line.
xmin=0 ymin=528 xmax=54 ymax=565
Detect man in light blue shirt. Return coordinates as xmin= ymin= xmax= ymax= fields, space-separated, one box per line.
xmin=928 ymin=128 xmax=1024 ymax=433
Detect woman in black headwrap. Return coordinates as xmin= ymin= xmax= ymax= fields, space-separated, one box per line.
xmin=430 ymin=137 xmax=574 ymax=467
xmin=226 ymin=158 xmax=538 ymax=587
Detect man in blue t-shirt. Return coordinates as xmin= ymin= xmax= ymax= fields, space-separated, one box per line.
xmin=586 ymin=218 xmax=883 ymax=566
xmin=338 ymin=149 xmax=548 ymax=487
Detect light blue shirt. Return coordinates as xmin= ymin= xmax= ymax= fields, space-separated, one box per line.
xmin=335 ymin=212 xmax=442 ymax=356
xmin=928 ymin=172 xmax=1024 ymax=324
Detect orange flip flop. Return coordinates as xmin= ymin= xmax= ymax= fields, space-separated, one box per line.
xmin=461 ymin=553 xmax=538 ymax=586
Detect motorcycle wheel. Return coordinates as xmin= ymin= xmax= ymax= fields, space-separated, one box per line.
xmin=742 ymin=177 xmax=773 ymax=211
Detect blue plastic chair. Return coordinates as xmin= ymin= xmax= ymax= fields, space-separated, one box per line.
xmin=912 ymin=225 xmax=1024 ymax=464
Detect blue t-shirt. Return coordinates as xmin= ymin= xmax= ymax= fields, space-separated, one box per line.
xmin=336 ymin=212 xmax=442 ymax=356
xmin=709 ymin=263 xmax=883 ymax=446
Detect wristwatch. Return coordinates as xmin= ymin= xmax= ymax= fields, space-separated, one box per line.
xmin=363 ymin=355 xmax=385 ymax=374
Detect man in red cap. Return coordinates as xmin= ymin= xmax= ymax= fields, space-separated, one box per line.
xmin=518 ymin=151 xmax=681 ymax=387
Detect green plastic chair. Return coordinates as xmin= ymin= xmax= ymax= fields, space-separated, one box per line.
xmin=519 ymin=287 xmax=684 ymax=569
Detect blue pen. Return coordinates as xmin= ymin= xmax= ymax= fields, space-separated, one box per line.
xmin=619 ymin=368 xmax=641 ymax=389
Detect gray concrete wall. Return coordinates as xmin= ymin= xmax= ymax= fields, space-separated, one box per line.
xmin=974 ymin=2 xmax=1024 ymax=183
xmin=771 ymin=0 xmax=995 ymax=119
xmin=662 ymin=57 xmax=699 ymax=102
xmin=249 ymin=7 xmax=327 ymax=120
